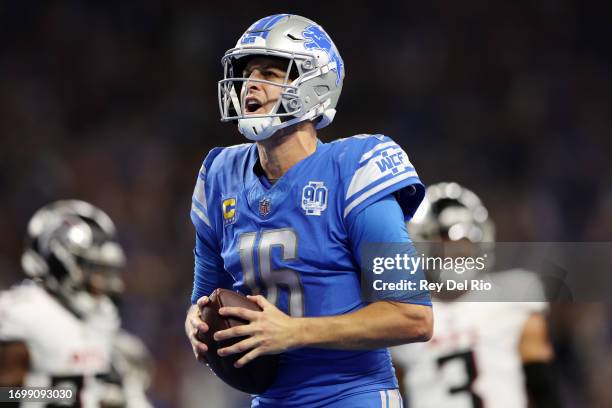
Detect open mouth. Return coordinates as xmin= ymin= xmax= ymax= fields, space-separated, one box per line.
xmin=244 ymin=97 xmax=264 ymax=115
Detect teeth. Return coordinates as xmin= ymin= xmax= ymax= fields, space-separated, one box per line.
xmin=246 ymin=100 xmax=261 ymax=112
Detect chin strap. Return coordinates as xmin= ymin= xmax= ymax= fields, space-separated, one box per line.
xmin=314 ymin=109 xmax=336 ymax=130
xmin=239 ymin=105 xmax=336 ymax=141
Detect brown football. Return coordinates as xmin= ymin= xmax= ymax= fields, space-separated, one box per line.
xmin=199 ymin=288 xmax=279 ymax=394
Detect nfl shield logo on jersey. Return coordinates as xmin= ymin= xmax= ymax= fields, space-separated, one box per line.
xmin=259 ymin=197 xmax=271 ymax=217
xmin=302 ymin=181 xmax=328 ymax=216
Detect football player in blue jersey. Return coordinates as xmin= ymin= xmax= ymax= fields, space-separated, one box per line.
xmin=185 ymin=14 xmax=433 ymax=407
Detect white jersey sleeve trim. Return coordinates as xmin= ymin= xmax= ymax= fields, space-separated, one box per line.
xmin=191 ymin=203 xmax=210 ymax=227
xmin=191 ymin=165 xmax=211 ymax=227
xmin=358 ymin=141 xmax=397 ymax=164
xmin=192 ymin=168 xmax=207 ymax=209
xmin=343 ymin=170 xmax=418 ymax=218
xmin=347 ymin=146 xmax=414 ymax=199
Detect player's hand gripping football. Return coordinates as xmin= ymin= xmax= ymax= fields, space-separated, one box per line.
xmin=186 ymin=296 xmax=210 ymax=363
xmin=214 ymin=295 xmax=300 ymax=368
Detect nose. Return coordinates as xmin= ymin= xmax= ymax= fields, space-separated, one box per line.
xmin=245 ymin=69 xmax=263 ymax=92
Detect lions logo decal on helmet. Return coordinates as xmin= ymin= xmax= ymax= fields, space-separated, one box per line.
xmin=302 ymin=25 xmax=344 ymax=86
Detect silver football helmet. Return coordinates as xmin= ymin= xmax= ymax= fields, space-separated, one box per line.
xmin=218 ymin=14 xmax=344 ymax=141
xmin=410 ymin=182 xmax=495 ymax=243
xmin=21 ymin=200 xmax=125 ymax=313
xmin=410 ymin=183 xmax=495 ymax=283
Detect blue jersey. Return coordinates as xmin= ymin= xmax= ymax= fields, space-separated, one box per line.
xmin=190 ymin=134 xmax=425 ymax=407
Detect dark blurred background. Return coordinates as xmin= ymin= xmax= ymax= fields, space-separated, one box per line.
xmin=0 ymin=1 xmax=611 ymax=407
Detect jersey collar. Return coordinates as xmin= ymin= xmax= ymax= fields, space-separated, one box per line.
xmin=244 ymin=140 xmax=324 ymax=218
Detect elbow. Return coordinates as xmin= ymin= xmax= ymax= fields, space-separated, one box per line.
xmin=401 ymin=305 xmax=434 ymax=343
xmin=416 ymin=307 xmax=434 ymax=342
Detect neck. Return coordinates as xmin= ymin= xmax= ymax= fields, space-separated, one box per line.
xmin=256 ymin=122 xmax=318 ymax=180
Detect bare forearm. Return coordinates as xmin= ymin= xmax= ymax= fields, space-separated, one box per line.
xmin=295 ymin=301 xmax=432 ymax=350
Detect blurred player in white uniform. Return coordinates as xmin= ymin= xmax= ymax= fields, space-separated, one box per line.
xmin=101 ymin=330 xmax=155 ymax=408
xmin=392 ymin=183 xmax=561 ymax=408
xmin=0 ymin=200 xmax=153 ymax=408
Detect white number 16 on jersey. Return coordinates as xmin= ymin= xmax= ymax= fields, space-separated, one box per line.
xmin=239 ymin=228 xmax=305 ymax=317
